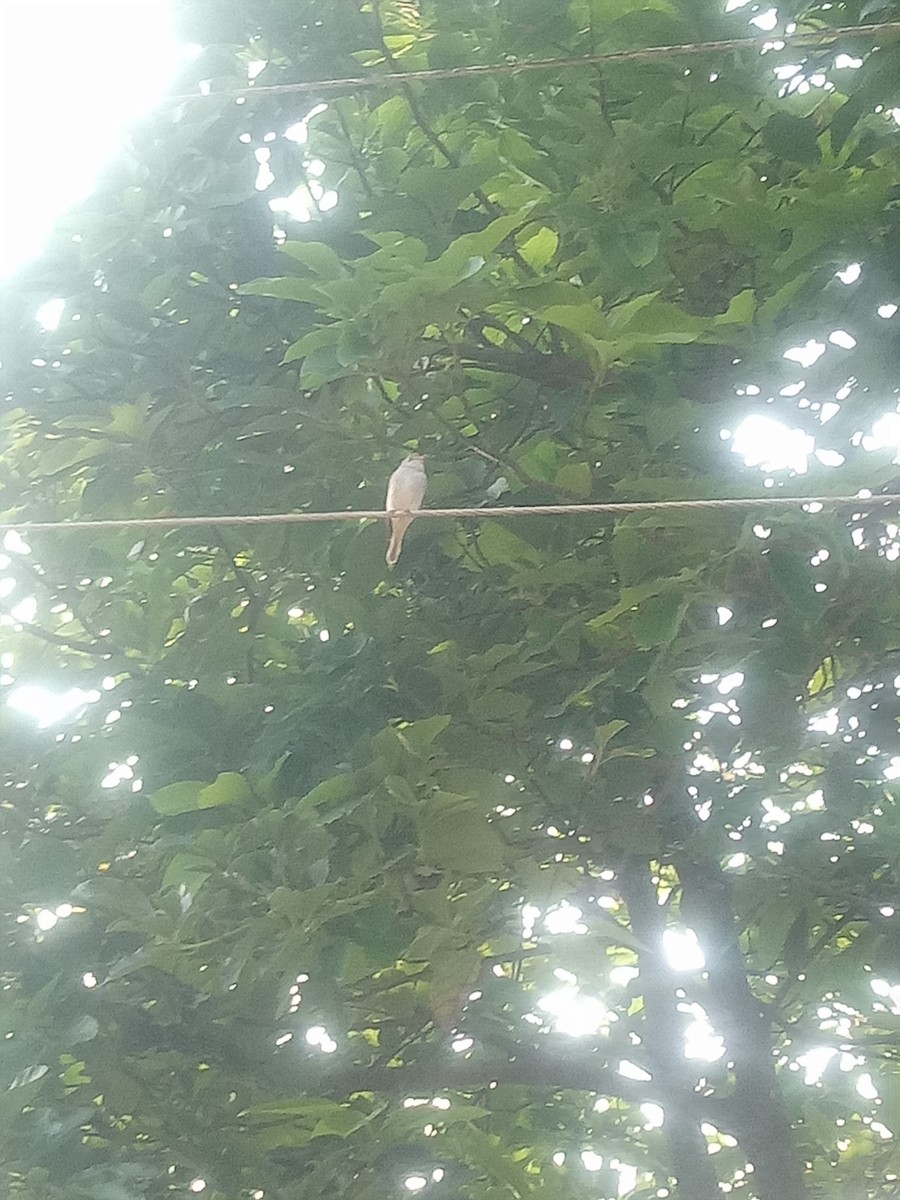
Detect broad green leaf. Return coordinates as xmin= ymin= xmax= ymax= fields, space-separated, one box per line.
xmin=239 ymin=276 xmax=324 ymax=302
xmin=73 ymin=878 xmax=158 ymax=928
xmin=622 ymin=228 xmax=659 ymax=267
xmin=763 ymin=112 xmax=822 ymax=165
xmin=150 ymin=772 xmax=251 ymax=815
xmin=514 ymin=437 xmax=560 ymax=482
xmin=632 ymin=592 xmax=684 ymax=649
xmin=608 ymin=291 xmax=659 ymax=330
xmin=807 ymin=656 xmax=837 ymax=697
xmin=586 ymin=582 xmax=661 ymax=632
xmin=160 ymin=852 xmax=213 ymax=894
xmin=518 ymin=226 xmax=558 ymax=270
xmin=470 ymin=689 xmax=531 ymax=723
xmin=60 ymin=1059 xmax=91 ymax=1086
xmin=767 ymin=547 xmax=820 ymax=619
xmin=477 ymin=522 xmax=543 ymax=566
xmin=596 ymin=719 xmax=629 ymax=754
xmin=282 ymin=325 xmax=341 ymax=365
xmin=279 ymin=241 xmax=346 ymax=276
xmin=254 ymin=752 xmax=289 ymax=802
xmin=614 ymin=299 xmax=706 ymax=343
xmin=539 ymin=303 xmax=607 ymax=338
xmin=643 ymin=397 xmax=694 ymax=451
xmin=715 ymin=288 xmax=757 ymax=325
xmin=435 ymin=214 xmax=522 ymax=275
xmin=299 ymin=774 xmax=359 ymax=809
xmin=402 ymin=163 xmax=497 ymax=216
xmin=396 ymin=714 xmax=451 ymax=754
xmin=554 ymin=461 xmax=592 ymax=498
xmin=310 ymin=1108 xmax=370 ymax=1138
xmin=417 ymin=800 xmax=506 ymax=872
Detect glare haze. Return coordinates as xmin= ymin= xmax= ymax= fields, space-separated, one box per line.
xmin=0 ymin=0 xmax=182 ymax=280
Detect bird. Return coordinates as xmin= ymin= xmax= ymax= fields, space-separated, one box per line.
xmin=385 ymin=453 xmax=427 ymax=565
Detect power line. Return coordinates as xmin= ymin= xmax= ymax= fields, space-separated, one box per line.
xmin=168 ymin=23 xmax=900 ymax=103
xmin=3 ymin=494 xmax=899 ymax=535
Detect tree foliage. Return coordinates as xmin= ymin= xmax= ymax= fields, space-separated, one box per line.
xmin=2 ymin=1 xmax=900 ymax=1198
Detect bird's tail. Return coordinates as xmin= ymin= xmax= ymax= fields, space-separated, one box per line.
xmin=386 ymin=517 xmax=411 ymax=565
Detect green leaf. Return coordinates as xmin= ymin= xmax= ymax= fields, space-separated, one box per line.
xmin=767 ymin=548 xmax=819 ymax=619
xmin=417 ymin=798 xmax=506 ymax=872
xmin=596 ymin=719 xmax=629 ymax=754
xmin=33 ymin=438 xmax=109 ymax=475
xmin=402 ymin=162 xmax=497 ymax=217
xmin=427 ymin=946 xmax=483 ymax=1027
xmin=254 ymin=753 xmax=289 ymax=802
xmin=310 ymin=1109 xmax=370 ymax=1138
xmin=514 ymin=438 xmax=560 ymax=482
xmin=586 ymin=582 xmax=661 ymax=632
xmin=554 ymin=461 xmax=592 ymax=498
xmin=279 ymin=240 xmax=346 ymax=276
xmin=282 ymin=325 xmax=341 ymax=365
xmin=757 ymin=273 xmax=810 ymax=325
xmin=477 ymin=522 xmax=542 ymax=566
xmin=14 ymin=836 xmax=79 ymax=897
xmin=539 ymin=303 xmax=607 ymax=338
xmin=643 ymin=398 xmax=695 ymax=451
xmin=60 ymin=1059 xmax=91 ymax=1086
xmin=299 ymin=773 xmax=359 ymax=810
xmin=622 ymin=228 xmax=659 ymax=267
xmin=518 ymin=226 xmax=559 ymax=270
xmin=470 ymin=689 xmax=531 ymax=723
xmin=73 ymin=878 xmax=157 ymax=929
xmin=830 ymin=92 xmax=867 ymax=156
xmin=632 ymin=592 xmax=684 ymax=649
xmin=614 ymin=299 xmax=706 ymax=344
xmin=239 ymin=276 xmax=323 ymax=302
xmin=160 ymin=852 xmax=213 ymax=894
xmin=608 ymin=291 xmax=659 ymax=329
xmin=763 ymin=112 xmax=822 ymax=165
xmin=715 ymin=288 xmax=756 ymax=325
xmin=150 ymin=772 xmax=251 ymax=815
xmin=435 ymin=214 xmax=522 ymax=275
xmin=396 ymin=714 xmax=452 ymax=754
xmin=807 ymin=657 xmax=837 ymax=698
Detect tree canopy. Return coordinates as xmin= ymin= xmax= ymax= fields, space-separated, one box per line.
xmin=2 ymin=2 xmax=900 ymax=1198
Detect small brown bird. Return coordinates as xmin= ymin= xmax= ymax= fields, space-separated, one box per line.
xmin=385 ymin=453 xmax=427 ymax=565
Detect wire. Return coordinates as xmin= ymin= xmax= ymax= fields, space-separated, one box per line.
xmin=168 ymin=23 xmax=900 ymax=103
xmin=3 ymin=494 xmax=898 ymax=535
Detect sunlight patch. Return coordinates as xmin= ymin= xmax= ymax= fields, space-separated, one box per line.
xmin=663 ymin=928 xmax=705 ymax=971
xmin=862 ymin=411 xmax=900 ymax=459
xmin=8 ymin=684 xmax=101 ymax=728
xmin=783 ymin=340 xmax=826 ymax=368
xmin=731 ymin=415 xmax=813 ymax=474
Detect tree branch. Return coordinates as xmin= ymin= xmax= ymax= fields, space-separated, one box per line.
xmin=371 ymin=2 xmax=533 ymax=276
xmin=676 ymin=852 xmax=809 ymax=1200
xmin=619 ymin=856 xmax=725 ymax=1200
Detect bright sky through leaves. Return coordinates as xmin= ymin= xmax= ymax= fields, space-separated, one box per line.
xmin=0 ymin=0 xmax=182 ymax=280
